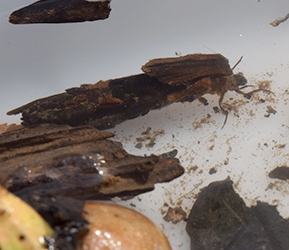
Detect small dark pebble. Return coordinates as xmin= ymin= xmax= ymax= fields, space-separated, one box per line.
xmin=213 ymin=106 xmax=220 ymax=113
xmin=198 ymin=97 xmax=209 ymax=106
xmin=269 ymin=166 xmax=289 ymax=180
xmin=265 ymin=105 xmax=277 ymax=118
xmin=209 ymin=168 xmax=217 ymax=174
xmin=160 ymin=149 xmax=178 ymax=159
xmin=134 ymin=142 xmax=143 ymax=149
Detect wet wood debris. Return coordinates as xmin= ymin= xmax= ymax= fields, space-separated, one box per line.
xmin=9 ymin=0 xmax=111 ymax=24
xmin=0 ymin=123 xmax=184 ymax=201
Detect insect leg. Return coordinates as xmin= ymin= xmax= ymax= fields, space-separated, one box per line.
xmin=218 ymin=94 xmax=229 ymax=129
xmin=235 ymin=88 xmax=274 ymax=99
xmin=232 ymin=56 xmax=243 ymax=70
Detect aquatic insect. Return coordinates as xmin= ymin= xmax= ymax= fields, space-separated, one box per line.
xmin=141 ymin=54 xmax=272 ymax=128
xmin=7 ymin=54 xmax=272 ymax=129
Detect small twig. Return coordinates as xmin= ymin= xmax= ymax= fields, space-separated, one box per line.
xmin=270 ymin=13 xmax=289 ymax=27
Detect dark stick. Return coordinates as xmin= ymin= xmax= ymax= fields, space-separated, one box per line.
xmin=9 ymin=0 xmax=111 ymax=24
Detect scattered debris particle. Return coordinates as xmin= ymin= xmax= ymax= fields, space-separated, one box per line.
xmin=209 ymin=168 xmax=217 ymax=174
xmin=264 ymin=105 xmax=277 ymax=117
xmin=208 ymin=145 xmax=214 ymax=150
xmin=141 ymin=127 xmax=152 ymax=135
xmin=146 ymin=138 xmax=156 ymax=148
xmin=249 ymin=110 xmax=255 ymax=117
xmin=269 ymin=166 xmax=289 ymax=180
xmin=265 ymin=182 xmax=274 ymax=191
xmin=224 ymin=158 xmax=229 ymax=165
xmin=227 ymin=146 xmax=232 ymax=154
xmin=160 ymin=207 xmax=166 ymax=215
xmin=192 ymin=115 xmax=215 ymax=130
xmin=160 ymin=149 xmax=178 ymax=159
xmin=264 ymin=143 xmax=268 ymax=147
xmin=213 ymin=106 xmax=220 ymax=113
xmin=222 ymin=99 xmax=248 ymax=117
xmin=134 ymin=142 xmax=143 ymax=149
xmin=187 ymin=166 xmax=198 ymax=173
xmin=198 ymin=97 xmax=209 ymax=106
xmin=275 ymin=144 xmax=286 ymax=149
xmin=257 ymin=80 xmax=272 ymax=90
xmin=163 ymin=206 xmax=187 ymax=224
xmin=259 ymin=98 xmax=266 ymax=103
xmin=135 ymin=129 xmax=165 ymax=148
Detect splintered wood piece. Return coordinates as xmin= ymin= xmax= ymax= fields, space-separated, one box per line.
xmin=0 ymin=124 xmax=184 ymax=201
xmin=141 ymin=54 xmax=233 ymax=86
xmin=9 ymin=0 xmax=111 ymax=24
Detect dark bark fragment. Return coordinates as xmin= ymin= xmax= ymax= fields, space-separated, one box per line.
xmin=0 ymin=124 xmax=184 ymax=201
xmin=9 ymin=0 xmax=111 ymax=24
xmin=186 ymin=177 xmax=289 ymax=250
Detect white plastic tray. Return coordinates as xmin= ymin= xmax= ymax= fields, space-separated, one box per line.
xmin=1 ymin=1 xmax=289 ymax=249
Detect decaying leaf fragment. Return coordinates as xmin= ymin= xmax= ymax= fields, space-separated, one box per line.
xmin=186 ymin=177 xmax=289 ymax=250
xmin=9 ymin=0 xmax=111 ymax=24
